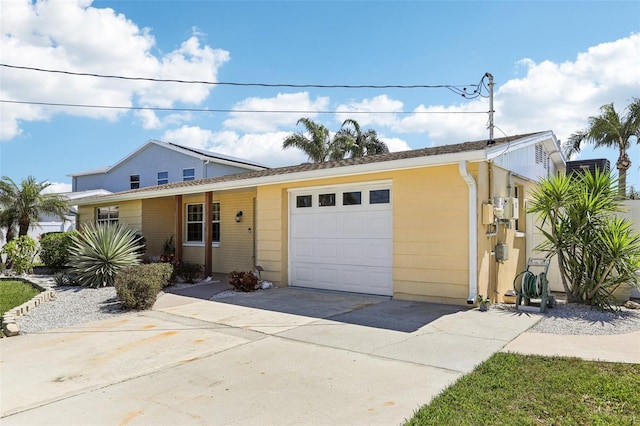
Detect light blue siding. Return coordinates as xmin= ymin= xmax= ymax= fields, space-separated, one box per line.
xmin=73 ymin=143 xmax=257 ymax=193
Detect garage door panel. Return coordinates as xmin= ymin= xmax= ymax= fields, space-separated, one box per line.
xmin=293 ymin=264 xmax=315 ymax=287
xmin=291 ymin=215 xmax=314 ymax=237
xmin=342 ymin=240 xmax=392 ymax=266
xmin=293 ymin=263 xmax=392 ymax=296
xmin=316 ymin=242 xmax=339 ymax=262
xmin=317 ymin=266 xmax=338 ymax=286
xmin=290 ymin=184 xmax=392 ymax=296
xmin=293 ymin=238 xmax=391 ymax=267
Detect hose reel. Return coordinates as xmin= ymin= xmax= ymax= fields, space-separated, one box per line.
xmin=513 ymin=258 xmax=556 ymax=313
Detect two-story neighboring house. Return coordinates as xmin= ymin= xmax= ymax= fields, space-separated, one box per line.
xmin=69 ymin=140 xmax=268 ymax=193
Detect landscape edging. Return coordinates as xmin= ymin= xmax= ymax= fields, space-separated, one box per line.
xmin=1 ymin=276 xmax=55 ymax=337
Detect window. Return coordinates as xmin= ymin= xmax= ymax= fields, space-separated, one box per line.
xmin=130 ymin=175 xmax=140 ymax=190
xmin=183 ymin=168 xmax=195 ymax=181
xmin=96 ymin=206 xmax=119 ymax=225
xmin=157 ymin=171 xmax=169 ymax=185
xmin=343 ymin=191 xmax=362 ymax=205
xmin=296 ymin=195 xmax=312 ymax=208
xmin=370 ymin=189 xmax=390 ymax=204
xmin=186 ymin=203 xmax=220 ymax=244
xmin=319 ymin=193 xmax=335 ymax=207
xmin=186 ymin=204 xmax=204 ymax=242
xmin=212 ymin=202 xmax=221 ymax=244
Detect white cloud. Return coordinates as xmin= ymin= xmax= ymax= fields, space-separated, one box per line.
xmin=335 ymin=95 xmax=404 ymax=128
xmin=42 ymin=181 xmax=72 ymax=194
xmin=377 ymin=34 xmax=640 ymax=147
xmin=396 ymin=101 xmax=488 ymax=144
xmin=0 ymin=0 xmax=228 ymax=140
xmin=162 ymin=125 xmax=306 ymax=167
xmin=379 ymin=136 xmax=411 ymax=152
xmin=496 ymin=34 xmax=640 ymax=142
xmin=134 ymin=110 xmax=193 ymax=130
xmin=223 ymin=92 xmax=330 ymax=133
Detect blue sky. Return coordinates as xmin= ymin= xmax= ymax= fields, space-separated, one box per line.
xmin=1 ymin=0 xmax=639 ymax=193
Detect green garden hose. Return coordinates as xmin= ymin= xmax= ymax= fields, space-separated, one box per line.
xmin=514 ymin=270 xmax=541 ymax=298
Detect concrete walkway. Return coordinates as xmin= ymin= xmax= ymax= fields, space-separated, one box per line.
xmin=503 ymin=330 xmax=640 ymax=363
xmin=1 ymin=287 xmax=542 ymax=426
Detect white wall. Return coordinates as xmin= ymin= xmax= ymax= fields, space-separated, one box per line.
xmin=621 ymin=200 xmax=640 ymax=298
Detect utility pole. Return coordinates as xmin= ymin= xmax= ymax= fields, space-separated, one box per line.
xmin=486 ymin=72 xmax=495 ymax=144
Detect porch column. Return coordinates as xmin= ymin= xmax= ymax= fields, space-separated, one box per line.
xmin=174 ymin=195 xmax=183 ymax=261
xmin=204 ymin=191 xmax=213 ymax=277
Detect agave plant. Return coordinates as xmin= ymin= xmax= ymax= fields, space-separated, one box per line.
xmin=68 ymin=222 xmax=143 ymax=288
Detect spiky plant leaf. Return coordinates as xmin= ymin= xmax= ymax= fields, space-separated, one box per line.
xmin=68 ymin=223 xmax=142 ymax=288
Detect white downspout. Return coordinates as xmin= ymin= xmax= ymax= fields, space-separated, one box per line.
xmin=459 ymin=161 xmax=478 ymax=304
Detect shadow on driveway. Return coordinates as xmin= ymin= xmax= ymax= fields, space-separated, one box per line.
xmin=167 ymin=280 xmax=469 ymax=333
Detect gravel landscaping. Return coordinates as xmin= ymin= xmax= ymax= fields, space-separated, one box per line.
xmin=11 ymin=277 xmax=640 ymax=336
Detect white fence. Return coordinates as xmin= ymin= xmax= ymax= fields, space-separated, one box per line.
xmin=622 ymin=200 xmax=640 ymax=298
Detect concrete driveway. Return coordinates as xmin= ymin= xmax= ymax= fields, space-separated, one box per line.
xmin=1 ymin=287 xmax=541 ymax=425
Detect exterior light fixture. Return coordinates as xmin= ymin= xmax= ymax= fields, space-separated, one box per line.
xmin=235 ymin=211 xmax=243 ymax=222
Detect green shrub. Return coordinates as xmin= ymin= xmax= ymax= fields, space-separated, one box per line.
xmin=53 ymin=272 xmax=78 ymax=286
xmin=1 ymin=236 xmax=38 ymax=274
xmin=68 ymin=223 xmax=143 ymax=288
xmin=39 ymin=231 xmax=77 ymax=271
xmin=114 ymin=263 xmax=173 ymax=310
xmin=175 ymin=262 xmax=202 ymax=283
xmin=229 ymin=270 xmax=259 ymax=292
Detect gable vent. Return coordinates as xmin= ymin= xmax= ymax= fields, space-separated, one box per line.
xmin=535 ymin=143 xmax=548 ymax=169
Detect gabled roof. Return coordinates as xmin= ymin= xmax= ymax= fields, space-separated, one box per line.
xmin=69 ymin=140 xmax=268 ymax=177
xmin=74 ymin=131 xmax=562 ymax=205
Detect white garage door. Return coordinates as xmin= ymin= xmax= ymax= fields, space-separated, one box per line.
xmin=289 ymin=183 xmax=393 ymax=296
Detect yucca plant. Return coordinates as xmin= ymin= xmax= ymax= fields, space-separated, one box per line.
xmin=68 ymin=222 xmax=143 ymax=288
xmin=528 ymin=170 xmax=640 ymax=309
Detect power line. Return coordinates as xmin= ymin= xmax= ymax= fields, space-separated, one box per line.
xmin=0 ymin=99 xmax=488 ymax=115
xmin=0 ymin=63 xmax=488 ymax=98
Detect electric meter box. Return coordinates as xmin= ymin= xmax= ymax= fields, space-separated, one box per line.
xmin=495 ymin=243 xmax=508 ymax=261
xmin=504 ymin=198 xmax=519 ymax=220
xmin=482 ymin=203 xmax=495 ymax=225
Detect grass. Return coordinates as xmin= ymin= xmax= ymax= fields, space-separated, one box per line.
xmin=405 ymin=352 xmax=640 ymax=425
xmin=0 ymin=280 xmax=41 ymax=316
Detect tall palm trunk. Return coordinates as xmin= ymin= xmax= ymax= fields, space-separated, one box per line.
xmin=18 ymin=214 xmax=31 ymax=237
xmin=616 ymin=152 xmax=631 ymax=197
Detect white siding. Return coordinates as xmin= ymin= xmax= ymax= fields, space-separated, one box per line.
xmin=492 ymin=143 xmax=554 ymax=182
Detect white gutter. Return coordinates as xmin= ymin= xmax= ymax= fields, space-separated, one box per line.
xmin=458 ymin=161 xmax=478 ymax=304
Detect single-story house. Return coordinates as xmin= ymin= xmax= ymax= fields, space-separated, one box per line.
xmin=73 ymin=131 xmax=565 ymax=305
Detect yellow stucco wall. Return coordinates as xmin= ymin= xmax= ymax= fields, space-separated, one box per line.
xmin=480 ymin=164 xmax=536 ymax=302
xmin=255 ymin=165 xmax=474 ymax=304
xmin=392 ymin=165 xmax=470 ymax=304
xmin=179 ymin=190 xmax=255 ymax=273
xmin=141 ymin=197 xmax=175 ymax=259
xmin=76 ymin=200 xmax=142 ymax=230
xmin=255 ymin=185 xmax=287 ymax=285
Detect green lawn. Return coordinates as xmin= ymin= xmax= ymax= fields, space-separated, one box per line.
xmin=405 ymin=352 xmax=640 ymax=425
xmin=0 ymin=280 xmax=41 ymax=316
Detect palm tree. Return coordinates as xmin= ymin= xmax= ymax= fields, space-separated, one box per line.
xmin=0 ymin=176 xmax=69 ymax=240
xmin=563 ymin=98 xmax=640 ymax=196
xmin=333 ymin=119 xmax=389 ymax=159
xmin=0 ymin=208 xmax=17 ymax=243
xmin=282 ymin=118 xmax=335 ymax=163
